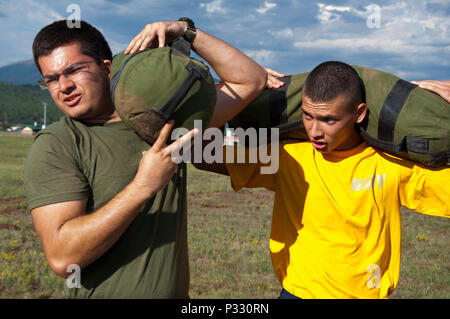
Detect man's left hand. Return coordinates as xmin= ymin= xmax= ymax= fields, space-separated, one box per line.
xmin=265 ymin=68 xmax=285 ymax=89
xmin=411 ymin=80 xmax=450 ymax=103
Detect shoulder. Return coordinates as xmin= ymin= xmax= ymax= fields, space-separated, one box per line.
xmin=35 ymin=116 xmax=78 ymax=141
xmin=281 ymin=140 xmax=313 ymax=158
xmin=32 ymin=116 xmax=94 ymax=153
xmin=282 ymin=140 xmax=312 ymax=150
xmin=27 ymin=117 xmax=83 ymax=165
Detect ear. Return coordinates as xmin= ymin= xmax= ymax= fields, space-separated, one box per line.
xmin=354 ymin=103 xmax=367 ymax=124
xmin=101 ymin=59 xmax=112 ymax=76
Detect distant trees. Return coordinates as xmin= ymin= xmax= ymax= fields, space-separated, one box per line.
xmin=0 ymin=81 xmax=63 ymax=126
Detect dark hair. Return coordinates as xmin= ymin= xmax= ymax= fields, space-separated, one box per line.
xmin=303 ymin=61 xmax=365 ymax=108
xmin=32 ymin=20 xmax=112 ymax=74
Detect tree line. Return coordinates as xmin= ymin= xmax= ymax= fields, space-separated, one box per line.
xmin=0 ymin=81 xmax=63 ymax=126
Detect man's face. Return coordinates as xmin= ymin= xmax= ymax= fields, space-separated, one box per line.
xmin=301 ymin=94 xmax=366 ymax=153
xmin=38 ymin=42 xmax=113 ymax=123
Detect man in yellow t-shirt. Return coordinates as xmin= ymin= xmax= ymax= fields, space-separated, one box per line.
xmin=197 ymin=61 xmax=449 ymax=298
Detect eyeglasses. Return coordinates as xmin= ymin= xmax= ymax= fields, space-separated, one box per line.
xmin=38 ymin=60 xmax=98 ymax=90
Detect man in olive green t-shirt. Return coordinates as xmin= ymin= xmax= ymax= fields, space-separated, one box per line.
xmin=25 ymin=19 xmax=266 ymax=298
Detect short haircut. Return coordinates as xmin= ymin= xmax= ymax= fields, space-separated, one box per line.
xmin=303 ymin=61 xmax=365 ymax=109
xmin=32 ymin=20 xmax=112 ymax=74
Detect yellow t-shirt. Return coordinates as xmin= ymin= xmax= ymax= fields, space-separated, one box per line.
xmin=225 ymin=141 xmax=449 ymax=299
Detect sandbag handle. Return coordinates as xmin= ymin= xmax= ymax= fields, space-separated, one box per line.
xmin=157 ymin=60 xmax=209 ymax=119
xmin=170 ymin=37 xmax=192 ymax=57
xmin=360 ymin=127 xmax=448 ymax=165
xmin=377 ymin=79 xmax=417 ymax=142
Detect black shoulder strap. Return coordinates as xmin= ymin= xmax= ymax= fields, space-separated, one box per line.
xmin=157 ymin=60 xmax=209 ymax=119
xmin=269 ymin=75 xmax=292 ymax=126
xmin=170 ymin=37 xmax=192 ymax=57
xmin=359 ymin=79 xmax=450 ymax=165
xmin=378 ymin=79 xmax=417 ymax=141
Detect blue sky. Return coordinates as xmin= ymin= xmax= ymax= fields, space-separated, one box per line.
xmin=0 ymin=0 xmax=449 ymax=80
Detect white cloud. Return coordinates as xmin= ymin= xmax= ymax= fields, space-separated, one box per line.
xmin=0 ymin=0 xmax=447 ymax=81
xmin=26 ymin=9 xmax=64 ymax=25
xmin=243 ymin=49 xmax=276 ymax=66
xmin=294 ymin=37 xmax=420 ymax=54
xmin=317 ymin=2 xmax=365 ymax=24
xmin=200 ymin=0 xmax=227 ymax=14
xmin=289 ymin=1 xmax=449 ymax=69
xmin=256 ymin=1 xmax=277 ymax=14
xmin=269 ymin=27 xmax=294 ymax=39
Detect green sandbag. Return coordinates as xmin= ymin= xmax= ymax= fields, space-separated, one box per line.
xmin=229 ymin=66 xmax=449 ymax=166
xmin=110 ymin=40 xmax=217 ymax=144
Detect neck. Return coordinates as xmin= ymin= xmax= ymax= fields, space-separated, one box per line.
xmin=82 ymin=100 xmax=121 ymax=124
xmin=339 ymin=134 xmax=363 ymax=151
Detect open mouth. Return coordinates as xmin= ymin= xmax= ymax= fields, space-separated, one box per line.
xmin=311 ymin=140 xmax=327 ymax=150
xmin=64 ymin=94 xmax=81 ymax=107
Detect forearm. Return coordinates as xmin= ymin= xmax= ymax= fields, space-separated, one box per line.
xmin=51 ymin=181 xmax=153 ymax=276
xmin=193 ymin=29 xmax=265 ymax=90
xmin=399 ymin=164 xmax=450 ymax=218
xmin=45 ymin=122 xmax=192 ymax=277
xmin=192 ymin=29 xmax=267 ymax=127
xmin=192 ymin=161 xmax=229 ymax=176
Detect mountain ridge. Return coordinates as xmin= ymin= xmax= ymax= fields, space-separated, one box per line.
xmin=0 ymin=59 xmax=41 ymax=85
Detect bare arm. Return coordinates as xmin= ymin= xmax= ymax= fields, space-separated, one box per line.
xmin=32 ymin=122 xmax=197 ymax=277
xmin=190 ymin=134 xmax=229 ymax=175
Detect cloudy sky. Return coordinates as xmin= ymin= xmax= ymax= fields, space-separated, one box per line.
xmin=0 ymin=0 xmax=448 ymax=80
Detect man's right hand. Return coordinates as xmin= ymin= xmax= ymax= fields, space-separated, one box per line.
xmin=132 ymin=120 xmax=198 ymax=199
xmin=124 ymin=21 xmax=187 ymax=54
xmin=31 ymin=121 xmax=198 ymax=278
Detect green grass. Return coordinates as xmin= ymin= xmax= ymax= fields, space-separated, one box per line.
xmin=0 ymin=134 xmax=448 ymax=298
xmin=0 ymin=134 xmax=32 ymax=200
xmin=0 ymin=134 xmax=64 ymax=298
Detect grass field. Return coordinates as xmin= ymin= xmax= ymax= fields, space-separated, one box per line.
xmin=0 ymin=134 xmax=448 ymax=298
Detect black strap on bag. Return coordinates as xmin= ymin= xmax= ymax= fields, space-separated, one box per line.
xmin=154 ymin=60 xmax=209 ymax=120
xmin=377 ymin=79 xmax=417 ymax=142
xmin=170 ymin=37 xmax=192 ymax=57
xmin=110 ymin=38 xmax=208 ymax=120
xmin=110 ymin=37 xmax=199 ymax=116
xmin=110 ymin=38 xmax=209 ymax=144
xmin=270 ymin=76 xmax=292 ymax=126
xmin=360 ymin=79 xmax=449 ymax=165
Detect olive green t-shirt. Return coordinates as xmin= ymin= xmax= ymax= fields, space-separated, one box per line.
xmin=24 ymin=116 xmax=189 ymax=298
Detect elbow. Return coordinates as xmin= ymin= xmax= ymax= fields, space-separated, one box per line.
xmin=243 ymin=66 xmax=267 ymax=96
xmin=245 ymin=68 xmax=267 ymax=105
xmin=47 ymin=257 xmax=79 ymax=279
xmin=48 ymin=258 xmax=70 ymax=278
xmin=255 ymin=67 xmax=268 ymax=93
